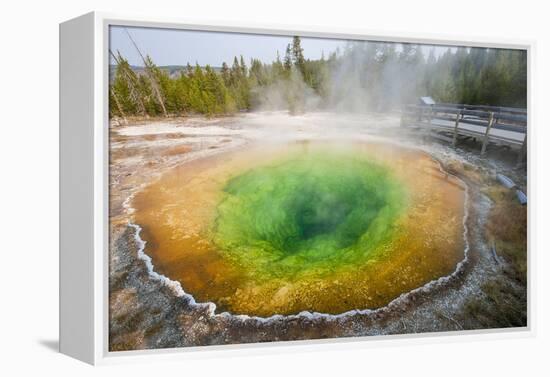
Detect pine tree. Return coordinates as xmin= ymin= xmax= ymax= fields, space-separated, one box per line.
xmin=221 ymin=62 xmax=230 ymax=85
xmin=291 ymin=36 xmax=306 ymax=78
xmin=240 ymin=55 xmax=248 ymax=77
xmin=272 ymin=50 xmax=285 ymax=81
xmin=283 ymin=44 xmax=293 ymax=73
xmin=111 ymin=51 xmax=147 ymax=116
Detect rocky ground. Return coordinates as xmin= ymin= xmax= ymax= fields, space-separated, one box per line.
xmin=108 ymin=112 xmax=528 ymax=352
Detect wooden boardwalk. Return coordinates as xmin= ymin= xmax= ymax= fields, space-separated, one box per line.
xmin=401 ymin=103 xmax=527 ymax=164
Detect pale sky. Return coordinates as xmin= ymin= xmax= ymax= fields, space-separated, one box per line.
xmin=109 ymin=25 xmax=455 ymax=67
xmin=109 ymin=26 xmax=347 ymax=67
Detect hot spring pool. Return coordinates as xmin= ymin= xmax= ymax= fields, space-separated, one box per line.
xmin=132 ymin=141 xmax=466 ymax=316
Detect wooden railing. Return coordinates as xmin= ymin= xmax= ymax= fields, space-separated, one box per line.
xmin=401 ymin=103 xmax=527 ymax=164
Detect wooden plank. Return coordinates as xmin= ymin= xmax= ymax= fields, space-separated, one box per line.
xmin=431 ymin=132 xmax=454 ymax=143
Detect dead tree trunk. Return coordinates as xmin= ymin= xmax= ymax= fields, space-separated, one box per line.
xmin=110 ymin=87 xmax=127 ymax=124
xmin=124 ymin=29 xmax=168 ymax=117
xmin=110 ymin=50 xmax=147 ymax=117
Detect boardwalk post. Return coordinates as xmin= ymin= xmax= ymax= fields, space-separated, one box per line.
xmin=427 ymin=106 xmax=433 ymax=136
xmin=481 ymin=112 xmax=495 ymax=156
xmin=517 ymin=132 xmax=527 ymax=167
xmin=452 ymin=110 xmax=462 ymax=147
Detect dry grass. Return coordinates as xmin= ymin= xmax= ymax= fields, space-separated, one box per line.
xmin=484 ymin=185 xmax=527 ymax=284
xmin=461 ymin=179 xmax=528 ymax=329
xmin=445 ymin=160 xmax=527 ymax=329
xmin=446 ymin=159 xmax=527 ymax=284
xmin=445 ymin=160 xmax=490 ymax=186
xmin=462 ymin=277 xmax=527 ymax=329
xmin=109 ymin=330 xmax=145 ymax=351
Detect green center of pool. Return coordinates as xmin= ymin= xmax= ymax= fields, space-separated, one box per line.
xmin=212 ymin=151 xmax=407 ymax=280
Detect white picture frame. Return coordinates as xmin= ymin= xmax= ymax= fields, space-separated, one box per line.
xmin=59 ymin=11 xmax=535 ymax=365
